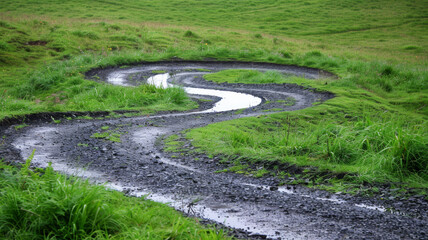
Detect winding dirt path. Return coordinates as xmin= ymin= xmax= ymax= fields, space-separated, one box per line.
xmin=5 ymin=62 xmax=428 ymax=239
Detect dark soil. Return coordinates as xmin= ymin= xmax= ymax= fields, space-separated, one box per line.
xmin=2 ymin=61 xmax=427 ymax=240
xmin=27 ymin=40 xmax=48 ymax=46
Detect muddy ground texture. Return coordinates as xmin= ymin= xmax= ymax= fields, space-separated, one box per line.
xmin=1 ymin=61 xmax=427 ymax=240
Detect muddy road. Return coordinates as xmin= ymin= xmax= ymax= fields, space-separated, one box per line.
xmin=3 ymin=62 xmax=427 ymax=239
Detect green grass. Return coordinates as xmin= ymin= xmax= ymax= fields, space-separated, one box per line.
xmin=204 ymin=69 xmax=291 ymax=84
xmin=0 ymin=159 xmax=229 ymax=240
xmin=14 ymin=123 xmax=28 ymax=131
xmin=186 ymin=68 xmax=428 ymax=190
xmin=164 ymin=134 xmax=185 ymax=153
xmin=0 ymin=53 xmax=198 ymax=119
xmin=151 ymin=70 xmax=166 ymax=74
xmin=194 ymin=68 xmax=212 ymax=72
xmin=1 ymin=0 xmax=426 ymax=63
xmin=91 ymin=131 xmax=123 ymax=143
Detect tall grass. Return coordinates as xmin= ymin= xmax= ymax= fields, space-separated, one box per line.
xmin=188 ymin=113 xmax=427 ymax=185
xmin=318 ymin=117 xmax=427 ymax=180
xmin=0 ymin=161 xmax=120 ymax=239
xmin=0 ymin=159 xmax=229 ymax=240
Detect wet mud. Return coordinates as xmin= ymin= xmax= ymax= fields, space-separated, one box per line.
xmin=2 ymin=61 xmax=427 ymax=240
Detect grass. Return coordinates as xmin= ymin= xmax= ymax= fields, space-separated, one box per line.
xmin=0 ymin=159 xmax=229 ymax=240
xmin=14 ymin=123 xmax=28 ymax=131
xmin=0 ymin=0 xmax=426 ymax=63
xmin=204 ymin=69 xmax=290 ymax=84
xmin=91 ymin=131 xmax=123 ymax=143
xmin=0 ymin=52 xmax=198 ymax=119
xmin=164 ymin=134 xmax=185 ymax=153
xmin=151 ymin=70 xmax=166 ymax=74
xmin=186 ymin=68 xmax=428 ymax=191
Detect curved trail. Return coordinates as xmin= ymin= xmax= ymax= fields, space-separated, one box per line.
xmin=8 ymin=62 xmax=428 ymax=239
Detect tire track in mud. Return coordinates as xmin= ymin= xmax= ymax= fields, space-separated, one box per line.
xmin=8 ymin=62 xmax=428 ymax=240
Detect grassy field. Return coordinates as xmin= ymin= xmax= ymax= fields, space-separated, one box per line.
xmin=0 ymin=0 xmax=427 ymax=238
xmin=1 ymin=0 xmax=426 ymax=63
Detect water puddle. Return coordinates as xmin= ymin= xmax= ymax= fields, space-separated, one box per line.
xmin=185 ymin=86 xmax=262 ymax=113
xmin=157 ymin=156 xmax=203 ymax=173
xmin=107 ymin=71 xmax=133 ymax=86
xmin=116 ymin=187 xmax=307 ymax=240
xmin=244 ymin=183 xmax=391 ymax=212
xmin=12 ymin=127 xmax=109 ymax=182
xmin=114 ymin=72 xmax=262 ymax=113
xmin=355 ymin=203 xmax=387 ymax=212
xmin=147 ymin=73 xmax=171 ymax=88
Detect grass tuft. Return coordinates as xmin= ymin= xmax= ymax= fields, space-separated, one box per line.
xmin=184 ymin=30 xmax=197 ymax=38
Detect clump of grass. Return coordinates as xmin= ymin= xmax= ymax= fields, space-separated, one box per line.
xmin=71 ymin=30 xmax=100 ymax=40
xmin=106 ymin=24 xmax=121 ymax=31
xmin=0 ymin=41 xmax=11 ymax=51
xmin=402 ymin=45 xmax=421 ymax=51
xmin=279 ymin=51 xmax=293 ymax=59
xmin=354 ymin=118 xmax=428 ymax=179
xmin=91 ymin=128 xmax=124 ymax=142
xmin=151 ymin=70 xmax=166 ymax=74
xmin=204 ymin=69 xmax=290 ymax=84
xmin=380 ymin=66 xmax=395 ymax=76
xmin=164 ymin=134 xmax=185 ymax=152
xmin=277 ymin=98 xmax=296 ymax=106
xmin=183 ymin=30 xmax=197 ymax=38
xmin=254 ymin=33 xmax=263 ymax=39
xmin=14 ymin=123 xmax=28 ymax=130
xmin=0 ymin=158 xmax=120 ymax=239
xmin=319 ymin=117 xmax=428 ymax=180
xmin=164 ymin=86 xmax=189 ymax=104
